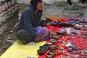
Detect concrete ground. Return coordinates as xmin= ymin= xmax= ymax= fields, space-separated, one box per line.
xmin=84 ymin=8 xmax=87 ymax=19
xmin=19 ymin=2 xmax=87 ymax=19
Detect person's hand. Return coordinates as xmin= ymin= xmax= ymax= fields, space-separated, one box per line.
xmin=34 ymin=37 xmax=41 ymax=42
xmin=46 ymin=22 xmax=52 ymax=25
xmin=46 ymin=22 xmax=54 ymax=25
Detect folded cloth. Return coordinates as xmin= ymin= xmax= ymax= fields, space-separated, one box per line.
xmin=34 ymin=27 xmax=46 ymax=38
xmin=34 ymin=27 xmax=50 ymax=41
xmin=41 ymin=29 xmax=49 ymax=41
xmin=43 ymin=31 xmax=50 ymax=41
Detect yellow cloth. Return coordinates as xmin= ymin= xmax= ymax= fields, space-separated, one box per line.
xmin=0 ymin=40 xmax=45 ymax=58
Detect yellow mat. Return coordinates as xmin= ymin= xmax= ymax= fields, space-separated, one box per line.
xmin=0 ymin=40 xmax=45 ymax=58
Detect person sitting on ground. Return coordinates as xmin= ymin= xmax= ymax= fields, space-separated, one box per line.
xmin=16 ymin=0 xmax=50 ymax=44
xmin=81 ymin=0 xmax=86 ymax=7
xmin=67 ymin=0 xmax=74 ymax=7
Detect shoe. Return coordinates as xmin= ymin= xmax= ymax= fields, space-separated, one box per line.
xmin=67 ymin=4 xmax=74 ymax=7
xmin=21 ymin=39 xmax=27 ymax=44
xmin=82 ymin=4 xmax=85 ymax=8
xmin=71 ymin=4 xmax=74 ymax=7
xmin=67 ymin=4 xmax=70 ymax=7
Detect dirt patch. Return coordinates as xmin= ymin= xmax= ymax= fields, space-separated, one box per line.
xmin=0 ymin=28 xmax=17 ymax=56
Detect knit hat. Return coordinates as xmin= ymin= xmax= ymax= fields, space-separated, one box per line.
xmin=30 ymin=0 xmax=42 ymax=10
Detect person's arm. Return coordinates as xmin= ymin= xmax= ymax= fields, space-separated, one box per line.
xmin=22 ymin=8 xmax=38 ymax=40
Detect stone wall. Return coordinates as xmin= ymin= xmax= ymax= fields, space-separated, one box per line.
xmin=0 ymin=0 xmax=20 ymax=35
xmin=16 ymin=0 xmax=30 ymax=4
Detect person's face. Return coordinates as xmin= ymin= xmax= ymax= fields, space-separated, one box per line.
xmin=37 ymin=1 xmax=43 ymax=10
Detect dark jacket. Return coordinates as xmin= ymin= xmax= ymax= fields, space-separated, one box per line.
xmin=17 ymin=5 xmax=43 ymax=39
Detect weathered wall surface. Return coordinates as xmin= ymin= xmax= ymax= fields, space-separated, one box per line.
xmin=16 ymin=0 xmax=79 ymax=4
xmin=16 ymin=0 xmax=30 ymax=4
xmin=0 ymin=0 xmax=20 ymax=35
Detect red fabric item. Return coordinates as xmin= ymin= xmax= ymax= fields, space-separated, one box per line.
xmin=38 ymin=26 xmax=87 ymax=58
xmin=38 ymin=35 xmax=86 ymax=58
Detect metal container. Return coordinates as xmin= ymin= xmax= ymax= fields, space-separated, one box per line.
xmin=11 ymin=0 xmax=15 ymax=6
xmin=1 ymin=1 xmax=5 ymax=12
xmin=58 ymin=49 xmax=63 ymax=55
xmin=37 ymin=49 xmax=46 ymax=55
xmin=5 ymin=1 xmax=8 ymax=10
xmin=0 ymin=3 xmax=2 ymax=14
xmin=14 ymin=0 xmax=16 ymax=5
xmin=46 ymin=53 xmax=54 ymax=58
xmin=50 ymin=39 xmax=57 ymax=44
xmin=8 ymin=0 xmax=11 ymax=8
xmin=49 ymin=45 xmax=56 ymax=51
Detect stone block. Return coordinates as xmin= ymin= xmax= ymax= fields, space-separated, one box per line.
xmin=0 ymin=24 xmax=7 ymax=35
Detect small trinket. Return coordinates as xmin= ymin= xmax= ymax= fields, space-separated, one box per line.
xmin=56 ymin=31 xmax=67 ymax=35
xmin=48 ymin=50 xmax=56 ymax=57
xmin=58 ymin=48 xmax=63 ymax=55
xmin=84 ymin=50 xmax=87 ymax=54
xmin=37 ymin=49 xmax=46 ymax=55
xmin=56 ymin=45 xmax=59 ymax=49
xmin=85 ymin=24 xmax=87 ymax=28
xmin=46 ymin=42 xmax=52 ymax=45
xmin=60 ymin=44 xmax=66 ymax=49
xmin=77 ymin=49 xmax=82 ymax=54
xmin=82 ymin=50 xmax=84 ymax=55
xmin=50 ymin=39 xmax=57 ymax=44
xmin=52 ymin=36 xmax=59 ymax=40
xmin=39 ymin=46 xmax=48 ymax=51
xmin=73 ymin=50 xmax=77 ymax=54
xmin=66 ymin=40 xmax=74 ymax=47
xmin=46 ymin=53 xmax=54 ymax=58
xmin=79 ymin=55 xmax=87 ymax=58
xmin=58 ymin=40 xmax=63 ymax=43
xmin=74 ymin=54 xmax=79 ymax=58
xmin=68 ymin=46 xmax=73 ymax=52
xmin=71 ymin=32 xmax=77 ymax=36
xmin=49 ymin=45 xmax=56 ymax=51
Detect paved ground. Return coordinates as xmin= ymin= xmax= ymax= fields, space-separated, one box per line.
xmin=18 ymin=2 xmax=87 ymax=19
xmin=84 ymin=8 xmax=87 ymax=19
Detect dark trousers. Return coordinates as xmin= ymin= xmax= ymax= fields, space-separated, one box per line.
xmin=81 ymin=0 xmax=86 ymax=4
xmin=67 ymin=0 xmax=72 ymax=5
xmin=16 ymin=30 xmax=33 ymax=44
